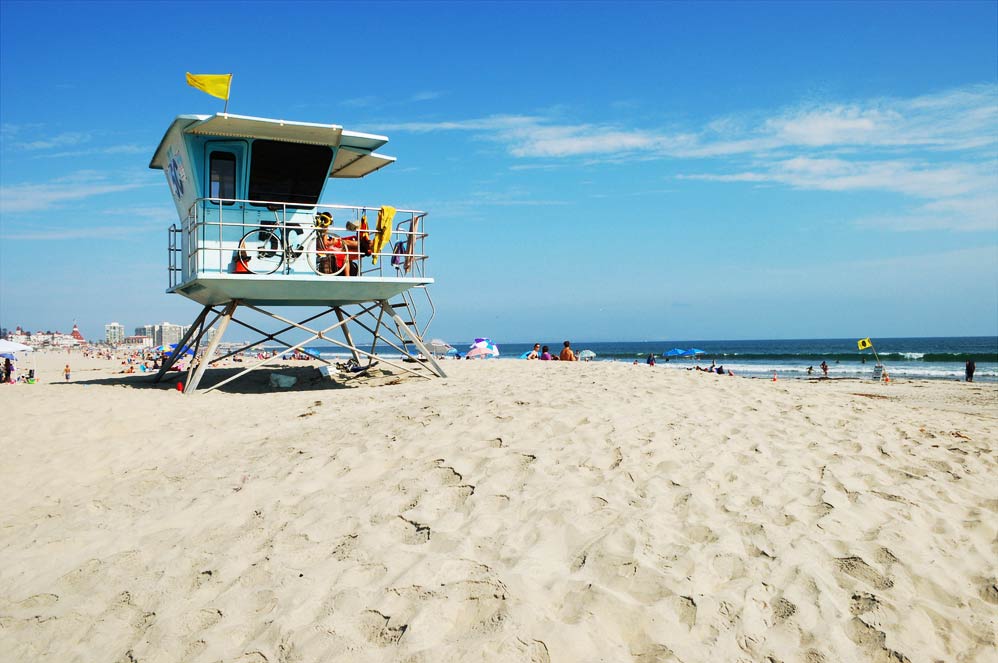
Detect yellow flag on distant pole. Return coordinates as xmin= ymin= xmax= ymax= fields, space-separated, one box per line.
xmin=185 ymin=73 xmax=232 ymax=112
xmin=857 ymin=337 xmax=888 ymax=381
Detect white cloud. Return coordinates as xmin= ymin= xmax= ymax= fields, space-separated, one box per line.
xmin=16 ymin=131 xmax=92 ymax=150
xmin=380 ymin=87 xmax=997 ymax=233
xmin=0 ymin=204 xmax=172 ymax=240
xmin=0 ymin=171 xmax=152 ymax=213
xmin=381 ymin=84 xmax=997 ymax=160
xmin=410 ymin=91 xmax=442 ymax=102
xmin=678 ymin=157 xmax=992 ymax=199
xmin=854 ymin=194 xmax=998 ymax=232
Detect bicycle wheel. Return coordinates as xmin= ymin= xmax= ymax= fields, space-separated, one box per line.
xmin=305 ymin=232 xmax=347 ymax=275
xmin=237 ymin=229 xmax=283 ymax=274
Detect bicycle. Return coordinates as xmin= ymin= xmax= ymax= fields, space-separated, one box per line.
xmin=236 ymin=221 xmax=351 ymax=275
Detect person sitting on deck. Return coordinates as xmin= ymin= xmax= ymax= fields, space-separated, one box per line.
xmin=314 ymin=212 xmax=367 ymax=276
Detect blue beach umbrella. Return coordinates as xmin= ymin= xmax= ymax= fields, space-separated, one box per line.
xmin=166 ymin=343 xmax=195 ymax=357
xmin=664 ymin=348 xmax=687 ymax=358
xmin=685 ymin=348 xmax=707 ymax=356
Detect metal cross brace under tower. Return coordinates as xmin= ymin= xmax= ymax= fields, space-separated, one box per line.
xmin=151 ymin=300 xmax=446 ymax=394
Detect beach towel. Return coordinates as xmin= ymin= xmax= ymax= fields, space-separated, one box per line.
xmin=371 ymin=205 xmax=396 ymax=264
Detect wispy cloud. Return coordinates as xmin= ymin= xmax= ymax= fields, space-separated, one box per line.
xmin=341 ymin=96 xmax=378 ymax=108
xmin=410 ymin=91 xmax=442 ymax=102
xmin=677 ymin=157 xmax=991 ymax=199
xmin=0 ymin=171 xmax=153 ymax=213
xmin=37 ymin=143 xmax=148 ymax=159
xmin=381 ymin=85 xmax=997 ymax=159
xmin=341 ymin=90 xmax=446 ymax=109
xmin=0 ymin=205 xmax=172 ymax=240
xmin=854 ymin=194 xmax=998 ymax=232
xmin=15 ymin=131 xmax=92 ymax=151
xmin=381 ymin=85 xmax=996 ymax=232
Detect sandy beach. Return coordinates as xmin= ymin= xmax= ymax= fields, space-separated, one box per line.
xmin=1 ymin=351 xmax=995 ymax=663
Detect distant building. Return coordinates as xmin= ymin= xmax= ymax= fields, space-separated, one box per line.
xmin=123 ymin=335 xmax=153 ymax=348
xmin=105 ymin=322 xmax=126 ymax=345
xmin=135 ymin=324 xmax=155 ymax=338
xmin=155 ymin=322 xmax=185 ymax=347
xmin=71 ymin=324 xmax=86 ymax=343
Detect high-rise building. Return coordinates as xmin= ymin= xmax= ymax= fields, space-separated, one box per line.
xmin=156 ymin=322 xmax=185 ymax=347
xmin=105 ymin=322 xmax=125 ymax=345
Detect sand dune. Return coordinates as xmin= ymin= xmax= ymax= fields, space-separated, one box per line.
xmin=1 ymin=353 xmax=995 ymax=662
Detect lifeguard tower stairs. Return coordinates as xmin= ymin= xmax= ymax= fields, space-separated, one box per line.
xmin=149 ymin=113 xmax=445 ymax=393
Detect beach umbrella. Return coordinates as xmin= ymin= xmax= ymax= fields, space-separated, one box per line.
xmin=469 ymin=338 xmax=499 ymax=353
xmin=0 ymin=340 xmax=36 ymax=380
xmin=466 ymin=346 xmax=499 ymax=359
xmin=664 ymin=348 xmax=687 ymax=358
xmin=467 ymin=338 xmax=499 ymax=359
xmin=0 ymin=340 xmax=32 ymax=354
xmin=578 ymin=349 xmax=596 ymax=360
xmin=166 ymin=343 xmax=195 ymax=357
xmin=686 ymin=348 xmax=707 ymax=356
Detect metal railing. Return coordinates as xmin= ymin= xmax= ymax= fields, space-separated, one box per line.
xmin=167 ymin=197 xmax=429 ymax=289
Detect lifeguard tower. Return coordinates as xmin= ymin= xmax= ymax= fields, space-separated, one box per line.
xmin=148 ymin=113 xmax=445 ymax=393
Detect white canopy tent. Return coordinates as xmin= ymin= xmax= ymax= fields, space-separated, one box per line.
xmin=0 ymin=340 xmax=36 ymax=383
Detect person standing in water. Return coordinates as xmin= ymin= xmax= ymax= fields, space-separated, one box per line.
xmin=966 ymin=359 xmax=976 ymax=382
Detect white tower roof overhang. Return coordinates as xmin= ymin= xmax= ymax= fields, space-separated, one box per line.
xmin=149 ymin=113 xmax=396 ymax=178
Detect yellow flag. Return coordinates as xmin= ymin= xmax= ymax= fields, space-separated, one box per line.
xmin=185 ymin=73 xmax=232 ymax=100
xmin=857 ymin=337 xmax=872 ymax=350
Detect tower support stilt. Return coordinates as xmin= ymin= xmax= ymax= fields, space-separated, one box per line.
xmin=155 ymin=298 xmax=445 ymax=394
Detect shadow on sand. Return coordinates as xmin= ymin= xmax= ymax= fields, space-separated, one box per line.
xmin=63 ymin=364 xmax=407 ymax=395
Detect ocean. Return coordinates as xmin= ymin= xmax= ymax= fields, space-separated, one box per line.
xmin=291 ymin=336 xmax=997 ymax=382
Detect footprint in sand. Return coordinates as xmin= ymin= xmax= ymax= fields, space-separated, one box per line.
xmin=391 ymin=516 xmax=430 ymax=544
xmin=835 ymin=556 xmax=893 ymax=590
xmin=356 ymin=610 xmax=408 ymax=647
xmin=771 ymin=596 xmax=797 ymax=622
xmin=847 ymin=617 xmax=912 ymax=663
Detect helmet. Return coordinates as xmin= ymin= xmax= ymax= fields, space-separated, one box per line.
xmin=314 ymin=211 xmax=333 ymax=228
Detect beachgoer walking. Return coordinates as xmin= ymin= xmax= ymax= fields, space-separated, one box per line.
xmin=646 ymin=354 xmax=656 ymax=366
xmin=820 ymin=360 xmax=828 ymax=378
xmin=807 ymin=366 xmax=813 ymax=375
xmin=2 ymin=358 xmax=11 ymax=383
xmin=966 ymin=359 xmax=976 ymax=382
xmin=526 ymin=343 xmax=540 ymax=360
xmin=64 ymin=364 xmax=71 ymax=381
xmin=560 ymin=341 xmax=577 ymax=362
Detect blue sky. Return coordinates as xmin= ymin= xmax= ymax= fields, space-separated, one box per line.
xmin=1 ymin=1 xmax=996 ymax=344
